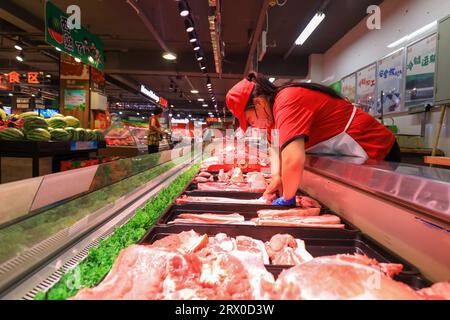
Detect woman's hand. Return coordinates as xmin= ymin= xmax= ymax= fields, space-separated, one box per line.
xmin=263 ymin=174 xmax=283 ymax=201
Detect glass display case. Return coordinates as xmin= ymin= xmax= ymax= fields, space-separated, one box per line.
xmin=104 ymin=121 xmax=140 ymax=147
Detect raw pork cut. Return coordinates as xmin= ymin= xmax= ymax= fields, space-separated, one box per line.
xmin=151 ymin=230 xmax=209 ymax=253
xmin=253 ymin=214 xmax=344 ymax=229
xmin=176 ymin=195 xmax=270 ymax=205
xmin=257 ymin=208 xmax=321 ymax=219
xmin=197 ymin=182 xmax=266 ymax=192
xmin=168 ymin=213 xmax=247 ymax=225
xmin=274 ymin=254 xmax=421 ymax=300
xmin=194 ymin=176 xmax=214 ymax=183
xmin=265 ymin=234 xmax=313 ymax=266
xmin=417 ymin=281 xmax=450 ymax=300
xmin=296 ymin=196 xmax=321 ymax=208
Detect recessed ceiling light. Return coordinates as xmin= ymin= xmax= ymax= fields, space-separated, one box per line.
xmin=162 ymin=52 xmax=177 ymax=60
xmin=190 ymin=89 xmax=199 ymax=94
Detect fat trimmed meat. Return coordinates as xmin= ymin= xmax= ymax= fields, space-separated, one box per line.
xmin=265 ymin=234 xmax=313 ymax=266
xmin=274 ymin=254 xmax=420 ymax=300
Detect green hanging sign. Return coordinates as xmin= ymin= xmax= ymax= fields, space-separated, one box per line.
xmin=330 ymin=80 xmax=342 ymax=95
xmin=45 ymin=0 xmax=104 ymax=70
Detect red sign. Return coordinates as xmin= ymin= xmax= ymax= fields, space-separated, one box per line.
xmin=159 ymin=97 xmax=168 ymax=108
xmin=7 ymin=71 xmax=43 ymax=84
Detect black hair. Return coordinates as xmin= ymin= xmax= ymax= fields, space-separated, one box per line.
xmin=153 ymin=108 xmax=163 ymax=116
xmin=246 ymin=72 xmax=344 ymax=106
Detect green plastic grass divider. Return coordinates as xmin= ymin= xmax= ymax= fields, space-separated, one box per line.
xmin=35 ymin=162 xmax=200 ymax=300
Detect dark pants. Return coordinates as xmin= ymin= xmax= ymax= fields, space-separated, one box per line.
xmin=384 ymin=140 xmax=401 ymax=162
xmin=148 ymin=145 xmax=159 ymax=154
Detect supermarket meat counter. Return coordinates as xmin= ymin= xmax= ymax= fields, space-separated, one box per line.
xmin=1 ymin=152 xmax=449 ymax=300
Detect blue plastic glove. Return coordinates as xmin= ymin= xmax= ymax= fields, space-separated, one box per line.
xmin=272 ymin=196 xmax=296 ymax=207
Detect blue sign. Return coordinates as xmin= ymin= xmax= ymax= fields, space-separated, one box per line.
xmin=70 ymin=141 xmax=98 ymax=151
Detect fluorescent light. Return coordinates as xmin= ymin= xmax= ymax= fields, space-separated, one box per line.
xmin=191 ymin=89 xmax=199 ymax=94
xmin=197 ymin=98 xmax=204 ymax=102
xmin=295 ymin=13 xmax=326 ymax=46
xmin=387 ymin=21 xmax=437 ymax=48
xmin=74 ymin=57 xmax=81 ymax=63
xmin=202 ymin=104 xmax=208 ymax=107
xmin=269 ymin=77 xmax=276 ymax=83
xmin=162 ymin=52 xmax=177 ymax=60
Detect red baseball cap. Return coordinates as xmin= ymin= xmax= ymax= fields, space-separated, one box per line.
xmin=226 ymin=79 xmax=255 ymax=132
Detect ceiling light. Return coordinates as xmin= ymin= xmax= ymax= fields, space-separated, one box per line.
xmin=46 ymin=74 xmax=52 ymax=78
xmin=169 ymin=113 xmax=173 ymax=117
xmin=188 ymin=32 xmax=197 ymax=43
xmin=31 ymin=94 xmax=35 ymax=97
xmin=295 ymin=12 xmax=326 ymax=46
xmin=178 ymin=1 xmax=189 ymax=17
xmin=191 ymin=89 xmax=199 ymax=94
xmin=197 ymin=55 xmax=203 ymax=61
xmin=119 ymin=112 xmax=123 ymax=114
xmin=137 ymin=113 xmax=140 ymax=115
xmin=16 ymin=52 xmax=24 ymax=62
xmin=200 ymin=65 xmax=206 ymax=70
xmin=202 ymin=104 xmax=208 ymax=107
xmin=142 ymin=117 xmax=145 ymax=119
xmin=185 ymin=19 xmax=194 ymax=32
xmin=14 ymin=41 xmax=23 ymax=51
xmin=193 ymin=44 xmax=200 ymax=51
xmin=88 ymin=56 xmax=94 ymax=63
xmin=188 ymin=114 xmax=192 ymax=118
xmin=55 ymin=47 xmax=62 ymax=52
xmin=74 ymin=57 xmax=81 ymax=63
xmin=387 ymin=21 xmax=437 ymax=48
xmin=269 ymin=77 xmax=276 ymax=83
xmin=8 ymin=93 xmax=13 ymax=96
xmin=198 ymin=98 xmax=204 ymax=102
xmin=162 ymin=52 xmax=177 ymax=60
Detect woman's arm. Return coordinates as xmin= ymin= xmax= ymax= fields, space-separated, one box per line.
xmin=149 ymin=117 xmax=166 ymax=135
xmin=281 ymin=138 xmax=305 ymax=200
xmin=264 ymin=144 xmax=283 ymax=199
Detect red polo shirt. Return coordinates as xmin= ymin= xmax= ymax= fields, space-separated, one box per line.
xmin=273 ymin=87 xmax=395 ymax=160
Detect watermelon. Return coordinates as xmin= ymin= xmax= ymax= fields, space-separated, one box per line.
xmin=23 ymin=117 xmax=48 ymax=132
xmin=0 ymin=109 xmax=7 ymax=121
xmin=26 ymin=128 xmax=51 ymax=141
xmin=85 ymin=129 xmax=96 ymax=141
xmin=51 ymin=113 xmax=65 ymax=118
xmin=51 ymin=129 xmax=70 ymax=141
xmin=19 ymin=112 xmax=40 ymax=119
xmin=0 ymin=128 xmax=25 ymax=141
xmin=94 ymin=129 xmax=104 ymax=141
xmin=64 ymin=116 xmax=80 ymax=128
xmin=75 ymin=128 xmax=87 ymax=141
xmin=47 ymin=117 xmax=67 ymax=129
xmin=65 ymin=127 xmax=76 ymax=140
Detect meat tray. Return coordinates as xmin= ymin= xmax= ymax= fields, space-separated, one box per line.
xmin=156 ymin=204 xmax=359 ymax=232
xmin=140 ymin=225 xmax=420 ymax=276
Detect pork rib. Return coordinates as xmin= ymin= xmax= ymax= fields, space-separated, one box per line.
xmin=176 ymin=195 xmax=270 ymax=205
xmin=257 ymin=208 xmax=321 ymax=219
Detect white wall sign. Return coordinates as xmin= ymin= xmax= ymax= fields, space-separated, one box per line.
xmin=140 ymin=85 xmax=160 ymax=103
xmin=405 ymin=33 xmax=437 ymax=108
xmin=356 ymin=64 xmax=377 ymax=115
xmin=377 ymin=49 xmax=405 ymax=114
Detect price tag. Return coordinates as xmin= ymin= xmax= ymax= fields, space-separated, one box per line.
xmin=70 ymin=141 xmax=98 ymax=151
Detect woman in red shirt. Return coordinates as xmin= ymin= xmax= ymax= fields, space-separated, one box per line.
xmin=226 ymin=72 xmax=400 ymax=206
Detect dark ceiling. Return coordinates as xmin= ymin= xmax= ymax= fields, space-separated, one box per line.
xmin=0 ymin=0 xmax=383 ymax=117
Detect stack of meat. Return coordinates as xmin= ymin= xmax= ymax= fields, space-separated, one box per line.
xmin=194 ymin=168 xmax=269 ymax=193
xmin=176 ymin=195 xmax=316 ymax=206
xmin=71 ymin=230 xmax=450 ymax=300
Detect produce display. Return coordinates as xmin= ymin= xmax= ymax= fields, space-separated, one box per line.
xmin=0 ymin=112 xmax=104 ymax=142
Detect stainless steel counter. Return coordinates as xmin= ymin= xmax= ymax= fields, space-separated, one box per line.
xmin=304 ymin=156 xmax=450 ymax=224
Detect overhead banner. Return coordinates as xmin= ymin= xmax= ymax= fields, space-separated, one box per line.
xmin=356 ymin=64 xmax=377 ymax=116
xmin=377 ymin=49 xmax=405 ymax=114
xmin=45 ymin=0 xmax=104 ymax=70
xmin=405 ymin=33 xmax=437 ymax=108
xmin=341 ymin=73 xmax=356 ymax=103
